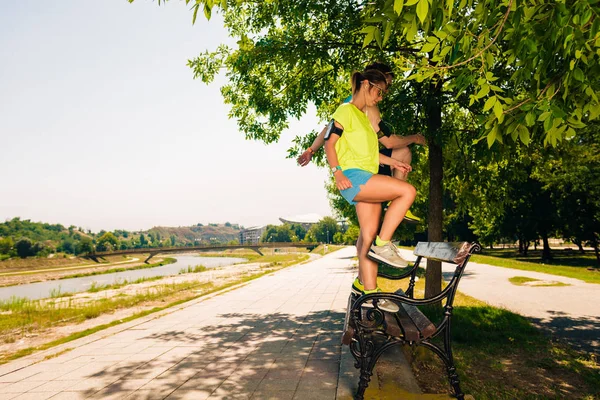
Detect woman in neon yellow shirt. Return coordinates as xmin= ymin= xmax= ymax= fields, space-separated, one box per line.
xmin=324 ymin=69 xmax=417 ymax=312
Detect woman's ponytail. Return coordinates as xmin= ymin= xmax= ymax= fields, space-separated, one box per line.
xmin=351 ymin=71 xmax=364 ymax=96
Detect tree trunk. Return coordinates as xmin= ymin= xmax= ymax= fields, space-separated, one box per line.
xmin=592 ymin=234 xmax=600 ymax=267
xmin=541 ymin=234 xmax=553 ymax=262
xmin=575 ymin=239 xmax=585 ymax=253
xmin=518 ymin=238 xmax=523 ymax=254
xmin=425 ymin=82 xmax=444 ymax=299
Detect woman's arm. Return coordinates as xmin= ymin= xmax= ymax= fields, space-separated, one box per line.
xmin=325 ymin=122 xmax=352 ymax=190
xmin=379 ymin=153 xmax=412 ymax=174
xmin=297 ymin=125 xmax=328 ymax=166
xmin=379 ymin=133 xmax=426 ymax=149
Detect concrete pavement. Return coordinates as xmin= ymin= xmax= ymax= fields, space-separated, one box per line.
xmin=0 ymin=247 xmax=420 ymax=400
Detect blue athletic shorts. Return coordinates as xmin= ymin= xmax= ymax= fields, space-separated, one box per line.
xmin=340 ymin=168 xmax=374 ymax=205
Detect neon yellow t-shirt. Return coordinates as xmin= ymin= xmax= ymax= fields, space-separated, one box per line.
xmin=331 ymin=103 xmax=379 ymax=174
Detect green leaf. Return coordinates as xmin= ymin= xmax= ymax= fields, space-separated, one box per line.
xmin=416 ymin=0 xmax=429 ymax=24
xmin=447 ymin=0 xmax=453 ymax=17
xmin=564 ymin=33 xmax=573 ymax=49
xmin=538 ymin=111 xmax=551 ymax=122
xmin=394 ymin=0 xmax=404 ymax=15
xmin=483 ymin=96 xmax=497 ymax=111
xmin=575 ymin=50 xmax=582 ymax=59
xmin=360 ymin=26 xmax=377 ymax=34
xmin=592 ymin=18 xmax=600 ymax=37
xmin=518 ymin=125 xmax=530 ymax=145
xmin=589 ymin=102 xmax=600 ymax=120
xmin=405 ymin=0 xmax=419 ymax=6
xmin=573 ymin=68 xmax=584 ymax=81
xmin=192 ymin=3 xmax=199 ymax=24
xmin=407 ymin=18 xmax=418 ymax=41
xmin=487 ymin=126 xmax=498 ymax=148
xmin=476 ymin=84 xmax=490 ymax=99
xmin=203 ymin=3 xmax=212 ymax=20
xmin=421 ymin=42 xmax=437 ymax=53
xmin=383 ymin=21 xmax=392 ymax=45
xmin=374 ymin=27 xmax=383 ymax=49
xmin=439 ymin=46 xmax=451 ymax=57
xmin=363 ymin=31 xmax=375 ymax=48
xmin=570 ymin=59 xmax=575 ymax=70
xmin=525 ymin=112 xmax=535 ymax=126
xmin=567 ymin=117 xmax=586 ymax=129
xmin=544 ymin=115 xmax=553 ymax=132
xmin=493 ymin=99 xmax=503 ymax=120
xmin=364 ymin=16 xmax=384 ymax=23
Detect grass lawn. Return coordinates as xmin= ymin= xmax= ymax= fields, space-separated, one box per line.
xmin=378 ymin=271 xmax=600 ymax=399
xmin=472 ymin=248 xmax=600 ymax=284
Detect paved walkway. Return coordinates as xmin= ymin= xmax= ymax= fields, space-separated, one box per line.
xmin=0 ymin=247 xmax=410 ymax=400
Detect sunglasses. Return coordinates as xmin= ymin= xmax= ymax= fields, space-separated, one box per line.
xmin=368 ymin=81 xmax=387 ymax=97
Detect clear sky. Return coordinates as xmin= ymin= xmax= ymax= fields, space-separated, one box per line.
xmin=0 ymin=0 xmax=332 ymax=232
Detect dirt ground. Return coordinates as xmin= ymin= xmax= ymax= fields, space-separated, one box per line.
xmin=0 ymin=255 xmax=158 ymax=287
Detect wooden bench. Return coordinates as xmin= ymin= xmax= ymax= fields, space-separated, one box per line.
xmin=342 ymin=241 xmax=480 ymax=400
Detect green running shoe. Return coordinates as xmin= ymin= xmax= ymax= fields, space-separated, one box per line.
xmin=351 ymin=277 xmax=364 ymax=296
xmin=404 ymin=209 xmax=421 ymax=223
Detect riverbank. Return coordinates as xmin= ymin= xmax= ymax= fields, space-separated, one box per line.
xmin=0 ymin=255 xmax=163 ymax=287
xmin=0 ymin=251 xmax=318 ymax=363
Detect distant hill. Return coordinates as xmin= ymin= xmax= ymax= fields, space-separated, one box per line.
xmin=148 ymin=223 xmax=242 ymax=245
xmin=0 ymin=218 xmax=243 ymax=259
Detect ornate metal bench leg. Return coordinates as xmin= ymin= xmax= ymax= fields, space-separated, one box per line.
xmin=355 ymin=362 xmax=373 ymax=400
xmin=443 ymin=327 xmax=464 ymax=400
xmin=352 ymin=334 xmax=376 ymax=400
xmin=447 ymin=365 xmax=464 ymax=399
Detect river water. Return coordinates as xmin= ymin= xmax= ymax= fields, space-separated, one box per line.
xmin=0 ymin=254 xmax=246 ymax=302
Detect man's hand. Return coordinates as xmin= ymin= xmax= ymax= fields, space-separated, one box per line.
xmin=297 ymin=149 xmax=314 ymax=166
xmin=334 ymin=170 xmax=352 ymax=190
xmin=391 ymin=161 xmax=412 ymax=174
xmin=412 ymin=133 xmax=426 ymax=146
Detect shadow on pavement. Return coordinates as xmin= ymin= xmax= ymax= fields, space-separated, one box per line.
xmin=80 ymin=310 xmax=346 ymax=399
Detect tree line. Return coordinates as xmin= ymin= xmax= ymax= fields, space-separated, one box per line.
xmin=259 ymin=217 xmax=361 ymax=245
xmin=0 ymin=219 xmax=242 ymax=260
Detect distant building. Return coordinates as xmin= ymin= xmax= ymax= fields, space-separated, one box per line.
xmin=279 ymin=214 xmax=322 ymax=230
xmin=279 ymin=214 xmax=348 ymax=231
xmin=239 ymin=225 xmax=266 ymax=245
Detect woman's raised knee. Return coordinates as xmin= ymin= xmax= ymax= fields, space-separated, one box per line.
xmin=405 ymin=183 xmax=417 ymax=200
xmin=392 ymin=147 xmax=411 ymax=163
xmin=391 ymin=181 xmax=416 ymax=199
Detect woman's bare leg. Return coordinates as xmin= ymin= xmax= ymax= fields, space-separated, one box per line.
xmin=355 ymin=234 xmax=363 ymax=282
xmin=353 ymin=175 xmax=417 ymax=241
xmin=355 ymin=202 xmax=381 ymax=291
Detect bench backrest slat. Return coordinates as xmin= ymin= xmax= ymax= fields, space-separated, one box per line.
xmin=413 ymin=242 xmax=473 ymax=264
